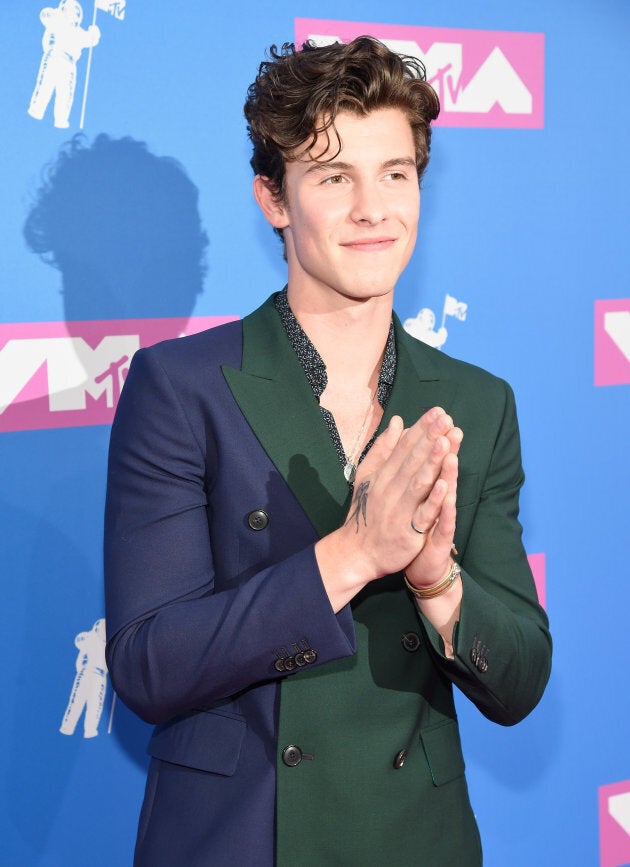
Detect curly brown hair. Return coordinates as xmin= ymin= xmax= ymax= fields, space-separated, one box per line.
xmin=244 ymin=35 xmax=440 ymax=205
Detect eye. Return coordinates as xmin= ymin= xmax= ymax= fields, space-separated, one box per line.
xmin=323 ymin=174 xmax=346 ymax=185
xmin=387 ymin=171 xmax=407 ymax=181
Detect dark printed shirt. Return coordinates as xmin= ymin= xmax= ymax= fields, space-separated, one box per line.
xmin=274 ymin=289 xmax=397 ymax=483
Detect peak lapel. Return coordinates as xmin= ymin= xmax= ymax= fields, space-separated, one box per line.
xmin=222 ymin=303 xmax=457 ymax=537
xmin=222 ymin=296 xmax=351 ymax=538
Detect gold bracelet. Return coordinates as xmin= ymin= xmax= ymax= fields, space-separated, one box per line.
xmin=403 ymin=561 xmax=462 ymax=600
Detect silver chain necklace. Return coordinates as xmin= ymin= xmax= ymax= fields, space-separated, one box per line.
xmin=343 ymin=394 xmax=375 ymax=484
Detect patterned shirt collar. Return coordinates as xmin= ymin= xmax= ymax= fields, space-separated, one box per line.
xmin=274 ymin=288 xmax=396 ymax=409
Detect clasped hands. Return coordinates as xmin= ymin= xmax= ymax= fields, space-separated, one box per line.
xmin=343 ymin=406 xmax=462 ymax=593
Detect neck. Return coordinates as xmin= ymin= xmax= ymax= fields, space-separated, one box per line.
xmin=285 ymin=288 xmax=392 ymax=466
xmin=286 ymin=288 xmax=393 ymax=384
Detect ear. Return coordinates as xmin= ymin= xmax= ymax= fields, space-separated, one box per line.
xmin=253 ymin=175 xmax=289 ymax=229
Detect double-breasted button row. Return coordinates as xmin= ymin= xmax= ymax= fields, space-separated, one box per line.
xmin=274 ymin=641 xmax=318 ymax=672
xmin=282 ymin=745 xmax=314 ymax=767
xmin=247 ymin=509 xmax=269 ymax=531
xmin=283 ymin=744 xmax=410 ymax=769
xmin=392 ymin=633 xmax=421 ymax=769
xmin=470 ymin=637 xmax=489 ymax=673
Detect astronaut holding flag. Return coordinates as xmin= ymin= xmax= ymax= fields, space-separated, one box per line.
xmin=404 ymin=293 xmax=468 ymax=350
xmin=28 ymin=1 xmax=101 ymax=129
xmin=28 ymin=0 xmax=125 ymax=130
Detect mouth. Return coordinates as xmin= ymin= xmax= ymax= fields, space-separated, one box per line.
xmin=341 ymin=237 xmax=396 ymax=252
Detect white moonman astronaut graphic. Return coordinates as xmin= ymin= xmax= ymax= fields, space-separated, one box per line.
xmin=404 ymin=307 xmax=449 ymax=349
xmin=404 ymin=294 xmax=468 ymax=349
xmin=28 ymin=1 xmax=100 ymax=129
xmin=60 ymin=618 xmax=108 ymax=738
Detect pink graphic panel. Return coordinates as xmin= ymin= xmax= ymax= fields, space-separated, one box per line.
xmin=599 ymin=780 xmax=630 ymax=867
xmin=0 ymin=315 xmax=237 ymax=433
xmin=527 ymin=552 xmax=546 ymax=608
xmin=295 ymin=19 xmax=544 ymax=128
xmin=594 ymin=299 xmax=630 ymax=386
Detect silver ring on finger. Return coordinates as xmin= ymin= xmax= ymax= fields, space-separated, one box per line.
xmin=410 ymin=518 xmax=427 ymax=535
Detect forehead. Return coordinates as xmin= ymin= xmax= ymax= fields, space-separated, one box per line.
xmin=296 ymin=107 xmax=415 ymax=165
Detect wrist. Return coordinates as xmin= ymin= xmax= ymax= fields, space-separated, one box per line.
xmin=314 ymin=529 xmax=378 ymax=611
xmin=403 ymin=560 xmax=461 ymax=600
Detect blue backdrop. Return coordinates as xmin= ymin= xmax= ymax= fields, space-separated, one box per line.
xmin=1 ymin=1 xmax=629 ymax=865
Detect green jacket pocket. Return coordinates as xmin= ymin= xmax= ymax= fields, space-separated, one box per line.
xmin=419 ymin=719 xmax=466 ymax=786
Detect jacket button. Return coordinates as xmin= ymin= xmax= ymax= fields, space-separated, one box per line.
xmin=393 ymin=749 xmax=408 ymax=769
xmin=247 ymin=509 xmax=269 ymax=531
xmin=282 ymin=745 xmax=303 ymax=767
xmin=401 ymin=632 xmax=421 ymax=652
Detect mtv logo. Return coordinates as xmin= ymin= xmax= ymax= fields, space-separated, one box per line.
xmin=0 ymin=335 xmax=139 ymax=415
xmin=295 ymin=18 xmax=544 ymax=129
xmin=0 ymin=315 xmax=237 ymax=432
xmin=594 ymin=299 xmax=630 ymax=386
xmin=527 ymin=553 xmax=546 ymax=609
xmin=599 ymin=780 xmax=630 ymax=867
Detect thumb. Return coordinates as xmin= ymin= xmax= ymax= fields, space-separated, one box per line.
xmin=356 ymin=415 xmax=404 ymax=479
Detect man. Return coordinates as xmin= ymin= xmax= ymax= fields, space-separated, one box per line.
xmin=105 ymin=37 xmax=552 ymax=866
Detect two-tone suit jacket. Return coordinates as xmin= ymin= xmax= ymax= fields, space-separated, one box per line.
xmin=104 ymin=293 xmax=552 ymax=866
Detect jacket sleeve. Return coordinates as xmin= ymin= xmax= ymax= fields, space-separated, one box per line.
xmin=417 ymin=379 xmax=552 ymax=726
xmin=104 ymin=346 xmax=356 ymax=726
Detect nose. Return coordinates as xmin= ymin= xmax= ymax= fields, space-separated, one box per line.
xmin=349 ymin=180 xmax=386 ymax=225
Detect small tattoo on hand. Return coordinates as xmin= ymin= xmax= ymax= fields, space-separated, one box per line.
xmin=347 ymin=480 xmax=369 ymax=533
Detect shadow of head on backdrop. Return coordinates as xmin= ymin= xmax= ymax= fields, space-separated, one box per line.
xmin=24 ymin=133 xmax=208 ymax=322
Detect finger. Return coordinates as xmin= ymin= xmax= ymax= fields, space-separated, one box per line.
xmin=400 ymin=431 xmax=452 ymax=506
xmin=439 ymin=451 xmax=459 ymax=487
xmin=418 ymin=405 xmax=448 ymax=429
xmin=431 ymin=490 xmax=457 ymax=552
xmin=379 ymin=411 xmax=455 ymax=492
xmin=426 ymin=451 xmax=458 ymax=547
xmin=407 ymin=447 xmax=458 ymax=535
xmin=355 ymin=415 xmax=404 ymax=480
xmin=446 ymin=426 xmax=463 ymax=455
xmin=408 ymin=474 xmax=449 ymax=538
xmin=395 ymin=408 xmax=452 ymax=455
xmin=406 ymin=490 xmax=456 ymax=584
xmin=412 ymin=408 xmax=455 ymax=445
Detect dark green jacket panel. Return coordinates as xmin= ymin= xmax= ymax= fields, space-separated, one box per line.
xmin=231 ymin=296 xmax=550 ymax=866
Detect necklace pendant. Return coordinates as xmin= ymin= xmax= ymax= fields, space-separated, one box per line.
xmin=344 ymin=461 xmax=356 ymax=484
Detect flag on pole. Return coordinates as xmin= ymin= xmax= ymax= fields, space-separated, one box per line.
xmin=96 ymin=0 xmax=126 ymax=20
xmin=443 ymin=293 xmax=468 ymax=321
xmin=79 ymin=0 xmax=126 ymax=127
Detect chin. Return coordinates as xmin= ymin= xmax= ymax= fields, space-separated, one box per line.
xmin=355 ymin=277 xmax=399 ymax=297
xmin=341 ymin=285 xmax=395 ymax=303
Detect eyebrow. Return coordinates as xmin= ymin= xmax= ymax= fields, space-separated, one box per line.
xmin=303 ymin=157 xmax=417 ymax=176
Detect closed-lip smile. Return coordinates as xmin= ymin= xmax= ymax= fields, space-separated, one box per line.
xmin=341 ymin=237 xmax=397 ymax=250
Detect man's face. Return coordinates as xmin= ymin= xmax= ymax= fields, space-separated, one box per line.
xmin=258 ymin=108 xmax=420 ymax=310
